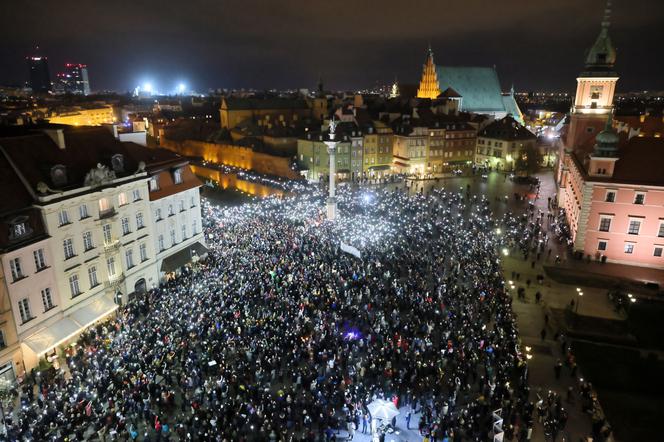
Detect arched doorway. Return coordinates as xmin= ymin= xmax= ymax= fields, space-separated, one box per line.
xmin=134 ymin=278 xmax=146 ymax=294
xmin=114 ymin=290 xmax=123 ymax=306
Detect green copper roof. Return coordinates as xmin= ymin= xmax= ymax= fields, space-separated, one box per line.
xmin=435 ymin=66 xmax=505 ymax=112
xmin=501 ymin=94 xmax=524 ymax=125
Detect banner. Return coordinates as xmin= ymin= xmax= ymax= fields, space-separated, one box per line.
xmin=340 ymin=242 xmax=362 ymax=259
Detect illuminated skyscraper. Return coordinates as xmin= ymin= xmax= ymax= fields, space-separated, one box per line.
xmin=55 ymin=63 xmax=91 ymax=95
xmin=26 ymin=48 xmax=51 ymax=93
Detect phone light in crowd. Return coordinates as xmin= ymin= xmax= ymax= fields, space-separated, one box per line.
xmin=502 ymin=248 xmax=509 ymax=256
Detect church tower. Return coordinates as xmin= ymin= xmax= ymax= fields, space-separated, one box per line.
xmin=417 ymin=45 xmax=440 ymax=99
xmin=566 ymin=0 xmax=619 ymax=151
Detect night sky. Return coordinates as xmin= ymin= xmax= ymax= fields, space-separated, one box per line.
xmin=1 ymin=0 xmax=663 ymax=93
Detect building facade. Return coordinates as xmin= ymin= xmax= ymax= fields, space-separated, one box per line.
xmin=0 ymin=126 xmax=204 ymax=371
xmin=475 ymin=116 xmax=537 ymax=170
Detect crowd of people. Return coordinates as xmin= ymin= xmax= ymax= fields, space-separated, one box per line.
xmin=3 ymin=186 xmax=540 ymax=441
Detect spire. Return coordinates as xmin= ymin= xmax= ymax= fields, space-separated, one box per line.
xmin=584 ymin=0 xmax=616 ymax=70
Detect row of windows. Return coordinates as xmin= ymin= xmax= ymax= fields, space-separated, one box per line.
xmin=57 ymin=189 xmax=142 ymax=227
xmin=149 ymin=168 xmax=184 ymax=191
xmin=157 ymin=221 xmax=199 ymax=252
xmin=155 ymin=197 xmax=198 ymax=221
xmin=16 ymin=287 xmax=55 ymax=325
xmin=597 ymin=217 xmax=664 ymax=237
xmin=597 ymin=240 xmax=663 ymax=257
xmin=604 ymin=190 xmax=647 ymax=205
xmin=61 ymin=212 xmax=145 ymax=260
xmin=8 ymin=249 xmax=48 ymax=282
xmin=68 ymin=243 xmax=149 ymax=299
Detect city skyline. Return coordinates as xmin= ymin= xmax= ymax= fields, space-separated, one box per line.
xmin=1 ymin=0 xmax=663 ymax=93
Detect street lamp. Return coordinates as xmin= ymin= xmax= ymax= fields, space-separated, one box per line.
xmin=575 ymin=290 xmax=583 ymax=314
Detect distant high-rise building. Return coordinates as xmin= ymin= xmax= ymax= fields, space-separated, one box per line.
xmin=26 ymin=49 xmax=51 ymax=93
xmin=55 ymin=63 xmax=91 ymax=95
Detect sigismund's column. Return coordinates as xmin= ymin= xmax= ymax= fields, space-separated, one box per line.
xmin=324 ymin=118 xmax=338 ymax=220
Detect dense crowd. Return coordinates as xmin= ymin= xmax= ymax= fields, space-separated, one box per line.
xmin=3 ymin=187 xmax=535 ymax=441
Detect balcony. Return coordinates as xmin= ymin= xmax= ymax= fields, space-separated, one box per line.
xmin=98 ymin=207 xmax=117 ymax=220
xmin=104 ymin=239 xmax=121 ymax=253
xmin=104 ymin=272 xmax=125 ymax=289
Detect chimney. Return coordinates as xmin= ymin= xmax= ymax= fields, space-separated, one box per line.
xmin=44 ymin=128 xmax=66 ymax=149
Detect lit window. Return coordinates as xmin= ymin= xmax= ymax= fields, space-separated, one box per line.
xmin=98 ymin=198 xmax=111 ymax=214
xmin=173 ymin=168 xmax=183 ymax=184
xmin=118 ymin=192 xmax=128 ymax=206
xmin=149 ymin=176 xmax=160 ymax=191
xmin=624 ymin=243 xmax=635 ymax=254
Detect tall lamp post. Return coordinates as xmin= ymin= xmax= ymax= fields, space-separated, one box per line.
xmin=575 ymin=288 xmax=583 ymax=315
xmin=324 ymin=118 xmax=339 ymax=220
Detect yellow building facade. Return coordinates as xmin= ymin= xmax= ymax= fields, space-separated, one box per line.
xmin=47 ymin=105 xmax=115 ymax=126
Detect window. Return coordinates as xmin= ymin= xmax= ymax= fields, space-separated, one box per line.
xmin=192 ymin=220 xmax=198 ymax=235
xmin=33 ymin=248 xmax=47 ymax=271
xmin=598 ymin=241 xmax=607 ymax=251
xmin=121 ymin=217 xmax=131 ymax=235
xmin=9 ymin=258 xmax=23 ymax=281
xmin=83 ymin=231 xmax=94 ymax=251
xmin=118 ymin=192 xmax=128 ymax=206
xmin=624 ymin=243 xmax=635 ymax=254
xmin=125 ymin=249 xmax=134 ymax=269
xmin=136 ymin=212 xmax=144 ymax=229
xmin=139 ymin=243 xmax=148 ymax=262
xmin=18 ymin=298 xmax=31 ymax=323
xmin=628 ymin=220 xmax=641 ymax=235
xmin=88 ymin=266 xmax=99 ymax=288
xmin=659 ymin=222 xmax=664 ymax=238
xmin=107 ymin=257 xmax=116 ymax=278
xmin=98 ymin=198 xmax=112 ymax=215
xmin=168 ymin=205 xmax=174 ymax=216
xmin=0 ymin=330 xmax=5 ymax=349
xmin=79 ymin=204 xmax=89 ymax=219
xmin=170 ymin=229 xmax=176 ymax=246
xmin=181 ymin=224 xmax=187 ymax=240
xmin=179 ymin=200 xmax=185 ymax=212
xmin=132 ymin=189 xmax=141 ymax=201
xmin=103 ymin=224 xmax=112 ymax=245
xmin=41 ymin=288 xmax=54 ymax=311
xmin=173 ymin=168 xmax=183 ymax=184
xmin=156 ymin=208 xmax=162 ymax=221
xmin=12 ymin=222 xmax=27 ymax=238
xmin=63 ymin=238 xmax=75 ymax=259
xmin=190 ymin=196 xmax=196 ymax=208
xmin=149 ymin=176 xmax=160 ymax=191
xmin=599 ymin=217 xmax=611 ymax=232
xmin=58 ymin=210 xmax=70 ymax=226
xmin=605 ymin=191 xmax=616 ymax=203
xmin=69 ymin=274 xmax=81 ymax=297
xmin=654 ymin=247 xmax=663 ymax=257
xmin=634 ymin=193 xmax=645 ymax=205
xmin=158 ymin=235 xmax=165 ymax=252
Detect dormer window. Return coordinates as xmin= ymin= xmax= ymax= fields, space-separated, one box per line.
xmin=8 ymin=216 xmax=32 ymax=241
xmin=149 ymin=176 xmax=160 ymax=191
xmin=50 ymin=165 xmax=67 ymax=186
xmin=111 ymin=154 xmax=124 ymax=173
xmin=172 ymin=168 xmax=183 ymax=184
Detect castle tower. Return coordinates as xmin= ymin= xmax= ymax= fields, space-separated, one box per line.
xmin=566 ymin=0 xmax=619 ymax=151
xmin=416 ymin=45 xmax=440 ymax=99
xmin=587 ymin=112 xmax=620 ymax=177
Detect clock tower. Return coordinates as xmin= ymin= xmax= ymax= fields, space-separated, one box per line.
xmin=566 ymin=0 xmax=618 ymax=152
